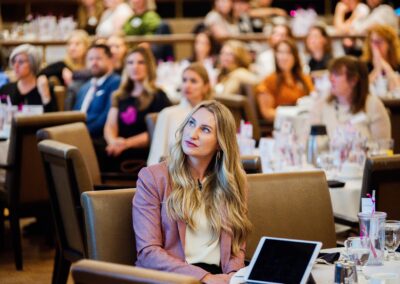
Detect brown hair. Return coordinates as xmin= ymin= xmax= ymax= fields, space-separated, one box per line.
xmin=361 ymin=24 xmax=400 ymax=69
xmin=274 ymin=39 xmax=311 ymax=95
xmin=218 ymin=40 xmax=251 ymax=82
xmin=305 ymin=24 xmax=332 ymax=57
xmin=183 ymin=63 xmax=213 ymax=100
xmin=328 ymin=56 xmax=369 ymax=114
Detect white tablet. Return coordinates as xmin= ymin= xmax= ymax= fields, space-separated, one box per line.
xmin=244 ymin=236 xmax=322 ymax=284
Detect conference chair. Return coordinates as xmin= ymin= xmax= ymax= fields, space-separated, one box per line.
xmin=71 ymin=259 xmax=201 ymax=284
xmin=0 ymin=111 xmax=85 ymax=270
xmin=241 ymin=155 xmax=262 ymax=174
xmin=38 ymin=139 xmax=90 ymax=284
xmin=81 ymin=189 xmax=136 ymax=265
xmin=37 ymin=122 xmax=136 ymax=188
xmin=382 ymin=99 xmax=400 ymax=153
xmin=145 ymin=112 xmax=158 ymax=143
xmin=215 ymin=93 xmax=261 ymax=141
xmin=246 ymin=171 xmax=336 ymax=260
xmin=361 ymin=154 xmax=400 ymax=220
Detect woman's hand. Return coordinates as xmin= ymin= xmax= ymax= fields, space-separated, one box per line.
xmin=62 ymin=67 xmax=73 ymax=86
xmin=37 ymin=75 xmax=51 ymax=105
xmin=106 ymin=137 xmax=127 ymax=157
xmin=202 ymin=273 xmax=231 ymax=284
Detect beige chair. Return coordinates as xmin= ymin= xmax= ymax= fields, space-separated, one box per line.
xmin=215 ymin=93 xmax=261 ymax=141
xmin=71 ymin=259 xmax=201 ymax=284
xmin=246 ymin=171 xmax=336 ymax=260
xmin=37 ymin=122 xmax=136 ymax=188
xmin=54 ymin=85 xmax=66 ymax=111
xmin=1 ymin=111 xmax=85 ymax=270
xmin=361 ymin=154 xmax=400 ymax=220
xmin=38 ymin=139 xmax=91 ymax=284
xmin=81 ymin=189 xmax=136 ymax=265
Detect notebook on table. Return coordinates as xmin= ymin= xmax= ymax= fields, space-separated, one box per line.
xmin=244 ymin=236 xmax=322 ymax=284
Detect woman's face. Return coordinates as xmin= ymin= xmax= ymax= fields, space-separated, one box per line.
xmin=12 ymin=53 xmax=32 ymax=79
xmin=126 ymin=52 xmax=147 ymax=82
xmin=370 ymin=32 xmax=389 ymax=59
xmin=275 ymin=42 xmax=295 ymax=72
xmin=194 ymin=33 xmax=211 ymax=61
xmin=219 ymin=45 xmax=236 ymax=70
xmin=330 ymin=68 xmax=355 ymax=103
xmin=67 ymin=36 xmax=87 ymax=61
xmin=103 ymin=0 xmax=119 ymax=9
xmin=270 ymin=25 xmax=289 ymax=47
xmin=215 ymin=0 xmax=233 ymax=16
xmin=107 ymin=36 xmax=127 ymax=63
xmin=81 ymin=0 xmax=96 ymax=7
xmin=182 ymin=107 xmax=219 ymax=162
xmin=182 ymin=69 xmax=209 ymax=106
xmin=306 ymin=28 xmax=326 ymax=55
xmin=130 ymin=0 xmax=146 ymax=11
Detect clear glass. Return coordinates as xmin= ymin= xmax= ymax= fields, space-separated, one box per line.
xmin=344 ymin=236 xmax=371 ymax=271
xmin=384 ymin=220 xmax=400 ymax=261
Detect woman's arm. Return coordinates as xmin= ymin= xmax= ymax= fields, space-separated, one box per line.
xmin=257 ymin=91 xmax=276 ymax=121
xmin=367 ymin=96 xmax=391 ymax=140
xmin=104 ymin=107 xmax=119 ymax=145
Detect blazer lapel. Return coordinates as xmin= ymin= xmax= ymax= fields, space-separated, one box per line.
xmin=177 ymin=220 xmax=186 ymax=249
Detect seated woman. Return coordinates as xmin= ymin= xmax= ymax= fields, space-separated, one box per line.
xmin=333 ymin=0 xmax=369 ymax=34
xmin=216 ymin=40 xmax=258 ymax=95
xmin=0 ymin=44 xmax=56 ymax=112
xmin=361 ymin=24 xmax=400 ymax=98
xmin=147 ymin=63 xmax=213 ymax=165
xmin=123 ymin=0 xmax=161 ymax=35
xmin=204 ymin=0 xmax=239 ymax=38
xmin=305 ymin=25 xmax=333 ymax=72
xmin=106 ymin=33 xmax=128 ymax=75
xmin=133 ymin=100 xmax=251 ymax=283
xmin=256 ymin=39 xmax=314 ymax=121
xmin=39 ymin=29 xmax=91 ymax=86
xmin=310 ymin=56 xmax=391 ymax=141
xmin=103 ymin=46 xmax=171 ymax=172
xmin=77 ymin=0 xmax=104 ymax=35
xmin=96 ymin=0 xmax=133 ymax=37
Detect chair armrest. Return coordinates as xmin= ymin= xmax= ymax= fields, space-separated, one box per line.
xmin=334 ymin=213 xmax=358 ymax=228
xmin=94 ymin=184 xmax=134 ymax=190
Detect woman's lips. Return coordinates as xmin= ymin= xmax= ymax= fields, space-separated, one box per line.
xmin=185 ymin=140 xmax=198 ymax=148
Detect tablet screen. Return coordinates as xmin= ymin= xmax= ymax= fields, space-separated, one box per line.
xmin=247 ymin=238 xmax=319 ymax=283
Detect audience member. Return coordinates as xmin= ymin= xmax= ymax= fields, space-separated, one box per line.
xmin=133 ymin=100 xmax=251 ymax=283
xmin=333 ymin=0 xmax=369 ymax=34
xmin=249 ymin=0 xmax=287 ymax=18
xmin=0 ymin=46 xmax=9 ymax=88
xmin=233 ymin=0 xmax=263 ymax=33
xmin=77 ymin=0 xmax=104 ymax=35
xmin=310 ymin=56 xmax=391 ymax=140
xmin=73 ymin=44 xmax=120 ymax=138
xmin=253 ymin=23 xmax=293 ymax=79
xmin=96 ymin=0 xmax=133 ymax=37
xmin=123 ymin=0 xmax=161 ymax=35
xmin=361 ymin=24 xmax=400 ymax=98
xmin=0 ymin=44 xmax=56 ymax=112
xmin=256 ymin=39 xmax=314 ymax=121
xmin=353 ymin=0 xmax=398 ymax=34
xmin=204 ymin=0 xmax=238 ymax=38
xmin=39 ymin=29 xmax=91 ymax=86
xmin=305 ymin=25 xmax=333 ymax=72
xmin=102 ymin=46 xmax=171 ymax=171
xmin=147 ymin=63 xmax=213 ymax=165
xmin=106 ymin=33 xmax=128 ymax=75
xmin=216 ymin=40 xmax=258 ymax=95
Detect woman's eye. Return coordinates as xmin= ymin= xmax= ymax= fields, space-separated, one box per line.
xmin=202 ymin=127 xmax=211 ymax=133
xmin=188 ymin=119 xmax=195 ymax=127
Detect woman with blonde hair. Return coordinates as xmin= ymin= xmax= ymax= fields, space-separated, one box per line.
xmin=361 ymin=24 xmax=400 ymax=98
xmin=216 ymin=40 xmax=258 ymax=95
xmin=103 ymin=46 xmax=170 ymax=171
xmin=39 ymin=29 xmax=91 ymax=86
xmin=134 ymin=100 xmax=251 ymax=283
xmin=147 ymin=63 xmax=213 ymax=165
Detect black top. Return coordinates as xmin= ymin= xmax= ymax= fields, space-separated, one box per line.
xmin=117 ymin=89 xmax=171 ymax=138
xmin=0 ymin=82 xmax=57 ymax=112
xmin=308 ymin=54 xmax=332 ymax=72
xmin=38 ymin=61 xmax=68 ymax=85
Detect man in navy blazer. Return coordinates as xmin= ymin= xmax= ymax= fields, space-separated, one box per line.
xmin=73 ymin=44 xmax=121 ymax=138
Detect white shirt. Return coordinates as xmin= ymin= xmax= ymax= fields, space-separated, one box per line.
xmin=353 ymin=5 xmax=399 ymax=34
xmin=185 ymin=203 xmax=221 ymax=266
xmin=147 ymin=98 xmax=192 ymax=165
xmin=96 ymin=3 xmax=133 ymax=37
xmin=80 ymin=74 xmax=109 ymax=113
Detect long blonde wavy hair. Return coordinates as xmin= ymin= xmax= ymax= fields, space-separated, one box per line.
xmin=166 ymin=101 xmax=251 ymax=255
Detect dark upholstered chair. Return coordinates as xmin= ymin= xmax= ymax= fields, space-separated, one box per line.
xmin=81 ymin=189 xmax=136 ymax=265
xmin=38 ymin=139 xmax=90 ymax=284
xmin=246 ymin=171 xmax=336 ymax=260
xmin=37 ymin=122 xmax=136 ymax=188
xmin=361 ymin=154 xmax=400 ymax=220
xmin=241 ymin=155 xmax=262 ymax=174
xmin=0 ymin=111 xmax=85 ymax=270
xmin=71 ymin=259 xmax=201 ymax=284
xmin=144 ymin=112 xmax=158 ymax=143
xmin=215 ymin=93 xmax=261 ymax=141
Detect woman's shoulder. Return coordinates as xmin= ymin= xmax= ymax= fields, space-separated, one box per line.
xmin=139 ymin=161 xmax=169 ymax=183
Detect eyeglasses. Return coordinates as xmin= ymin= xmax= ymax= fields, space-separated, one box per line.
xmin=11 ymin=59 xmax=29 ymax=66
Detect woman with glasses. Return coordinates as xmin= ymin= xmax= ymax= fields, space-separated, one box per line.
xmin=0 ymin=44 xmax=56 ymax=112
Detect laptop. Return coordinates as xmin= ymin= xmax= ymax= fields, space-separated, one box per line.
xmin=244 ymin=236 xmax=322 ymax=284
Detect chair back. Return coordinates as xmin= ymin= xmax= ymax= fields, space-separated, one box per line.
xmin=215 ymin=93 xmax=261 ymax=140
xmin=81 ymin=189 xmax=136 ymax=265
xmin=37 ymin=122 xmax=102 ymax=185
xmin=246 ymin=171 xmax=336 ymax=260
xmin=54 ymin=85 xmax=66 ymax=111
xmin=145 ymin=112 xmax=158 ymax=143
xmin=361 ymin=155 xmax=400 ymax=219
xmin=38 ymin=139 xmax=92 ymax=260
xmin=71 ymin=259 xmax=201 ymax=284
xmin=241 ymin=155 xmax=262 ymax=174
xmin=382 ymin=99 xmax=400 ymax=153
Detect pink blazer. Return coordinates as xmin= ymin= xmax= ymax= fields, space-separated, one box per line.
xmin=132 ymin=162 xmax=246 ymax=280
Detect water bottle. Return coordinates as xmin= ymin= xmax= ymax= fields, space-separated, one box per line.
xmin=307 ymin=124 xmax=329 ymax=166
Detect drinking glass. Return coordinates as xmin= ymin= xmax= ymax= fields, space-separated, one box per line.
xmin=384 ymin=220 xmax=400 ymax=261
xmin=344 ymin=236 xmax=371 ymax=271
